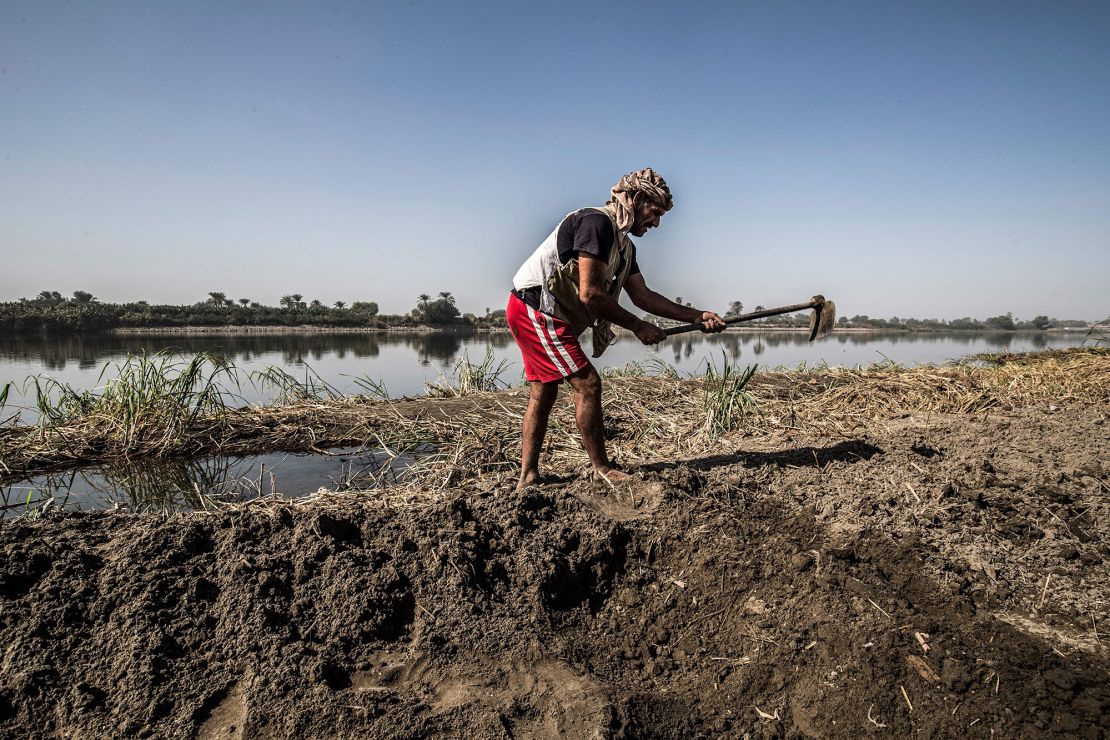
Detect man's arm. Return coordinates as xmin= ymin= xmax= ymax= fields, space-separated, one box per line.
xmin=624 ymin=273 xmax=726 ymax=331
xmin=578 ymin=255 xmax=666 ymax=344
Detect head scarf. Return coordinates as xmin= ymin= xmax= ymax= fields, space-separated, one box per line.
xmin=607 ymin=167 xmax=674 ymax=232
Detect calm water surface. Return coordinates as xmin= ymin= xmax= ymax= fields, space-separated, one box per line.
xmin=0 ymin=446 xmax=416 ymax=518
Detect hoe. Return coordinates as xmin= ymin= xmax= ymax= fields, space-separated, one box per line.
xmin=664 ymin=295 xmax=837 ymax=341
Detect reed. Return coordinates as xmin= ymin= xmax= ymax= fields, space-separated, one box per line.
xmin=701 ymin=357 xmax=758 ymax=437
xmin=428 ymin=349 xmax=514 ymax=396
xmin=252 ymin=364 xmax=342 ymax=404
xmin=1087 ymin=323 xmax=1109 ymax=347
xmin=1 ymin=351 xmax=242 ymax=477
xmin=646 ymin=356 xmax=681 ymax=379
xmin=349 ymin=374 xmax=390 ymax=401
xmin=0 ymin=382 xmax=11 ymax=425
xmin=601 ymin=361 xmax=648 ymax=378
xmin=28 ymin=350 xmax=239 ymax=430
xmin=601 ymin=358 xmax=680 ymax=379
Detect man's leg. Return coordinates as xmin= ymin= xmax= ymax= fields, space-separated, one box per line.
xmin=565 ymin=365 xmax=631 ymax=482
xmin=518 ymin=379 xmax=560 ymax=490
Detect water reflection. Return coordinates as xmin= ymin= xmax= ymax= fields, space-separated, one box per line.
xmin=0 ymin=333 xmax=387 ymax=372
xmin=643 ymin=329 xmax=1040 ymax=368
xmin=0 ymin=446 xmax=416 ymax=517
xmin=0 ymin=331 xmax=519 ymax=374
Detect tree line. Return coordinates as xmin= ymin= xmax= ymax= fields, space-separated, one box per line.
xmin=748 ymin=312 xmax=1090 ymax=331
xmin=0 ymin=291 xmax=1096 ymax=335
xmin=0 ymin=290 xmax=507 ymax=334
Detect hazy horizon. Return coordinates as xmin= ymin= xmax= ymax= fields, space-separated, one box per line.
xmin=2 ymin=1 xmax=1107 ymax=320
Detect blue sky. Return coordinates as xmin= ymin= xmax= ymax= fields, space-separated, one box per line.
xmin=1 ymin=0 xmax=1107 ymax=320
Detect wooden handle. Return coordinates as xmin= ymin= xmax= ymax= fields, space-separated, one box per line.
xmin=663 ymin=299 xmax=822 ymax=337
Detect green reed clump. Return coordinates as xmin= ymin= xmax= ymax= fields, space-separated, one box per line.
xmin=252 ymin=364 xmax=341 ymax=404
xmin=602 ymin=357 xmax=679 ymax=378
xmin=601 ymin=361 xmax=647 ymax=378
xmin=349 ymin=374 xmax=390 ymax=401
xmin=29 ymin=351 xmax=239 ymax=432
xmin=1087 ymin=322 xmax=1109 ymax=347
xmin=646 ymin=357 xmax=681 ymax=379
xmin=702 ymin=355 xmax=758 ymax=437
xmin=429 ymin=349 xmax=513 ymax=396
xmin=0 ymin=382 xmax=11 ymax=423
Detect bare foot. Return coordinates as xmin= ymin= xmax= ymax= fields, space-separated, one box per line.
xmin=593 ymin=466 xmax=634 ymax=488
xmin=516 ymin=471 xmax=543 ymax=491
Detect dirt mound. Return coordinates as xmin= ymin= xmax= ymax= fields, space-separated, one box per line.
xmin=2 ymin=407 xmax=1108 ymax=737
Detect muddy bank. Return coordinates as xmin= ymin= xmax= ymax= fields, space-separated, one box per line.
xmin=2 ymin=398 xmax=1107 ymax=737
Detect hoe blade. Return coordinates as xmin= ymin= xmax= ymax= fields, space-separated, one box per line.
xmin=807 ymin=299 xmax=837 ymax=341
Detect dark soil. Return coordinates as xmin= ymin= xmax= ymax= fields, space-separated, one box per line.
xmin=1 ymin=405 xmax=1107 ymax=738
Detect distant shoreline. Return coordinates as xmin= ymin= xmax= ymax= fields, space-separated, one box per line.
xmin=111 ymin=325 xmax=512 ymax=336
xmin=105 ymin=324 xmax=1093 ymax=337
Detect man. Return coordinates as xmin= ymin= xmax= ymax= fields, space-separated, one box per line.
xmin=506 ymin=168 xmax=726 ymax=489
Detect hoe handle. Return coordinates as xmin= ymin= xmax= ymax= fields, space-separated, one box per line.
xmin=663 ymin=299 xmax=823 ymax=337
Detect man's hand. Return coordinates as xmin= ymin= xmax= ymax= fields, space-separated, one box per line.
xmin=634 ymin=319 xmax=667 ymax=345
xmin=699 ymin=311 xmax=727 ymax=333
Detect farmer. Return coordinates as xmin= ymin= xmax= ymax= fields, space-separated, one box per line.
xmin=507 ymin=168 xmax=726 ymax=489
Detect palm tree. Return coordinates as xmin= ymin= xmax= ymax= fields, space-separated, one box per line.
xmin=279 ymin=295 xmax=295 ymax=309
xmin=334 ymin=301 xmax=346 ymax=309
xmin=418 ymin=293 xmax=430 ymax=307
xmin=238 ymin=298 xmax=251 ymax=307
xmin=72 ymin=290 xmax=97 ymax=304
xmin=207 ymin=292 xmax=227 ymax=306
xmin=438 ymin=291 xmax=455 ymax=305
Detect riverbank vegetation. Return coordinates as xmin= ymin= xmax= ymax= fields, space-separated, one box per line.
xmin=0 ymin=290 xmax=507 ymax=334
xmin=752 ymin=309 xmax=1094 ymax=331
xmin=2 ymin=290 xmax=1100 ymax=335
xmin=2 ymin=347 xmax=1106 ymax=487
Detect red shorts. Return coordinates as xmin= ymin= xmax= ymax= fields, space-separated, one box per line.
xmin=506 ymin=292 xmax=591 ymax=383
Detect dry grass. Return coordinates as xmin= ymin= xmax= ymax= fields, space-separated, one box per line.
xmin=1 ymin=348 xmax=1107 ymax=488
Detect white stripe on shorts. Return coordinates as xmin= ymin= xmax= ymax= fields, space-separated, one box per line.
xmin=538 ymin=310 xmax=580 ymax=373
xmin=528 ymin=306 xmax=568 ymax=374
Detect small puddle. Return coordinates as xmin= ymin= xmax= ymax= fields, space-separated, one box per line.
xmin=1 ymin=446 xmax=425 ymax=518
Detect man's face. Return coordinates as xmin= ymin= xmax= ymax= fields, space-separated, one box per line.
xmin=630 ymin=198 xmax=666 ymax=237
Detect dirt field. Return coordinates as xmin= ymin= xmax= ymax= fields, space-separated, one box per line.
xmin=1 ymin=357 xmax=1108 ymax=737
